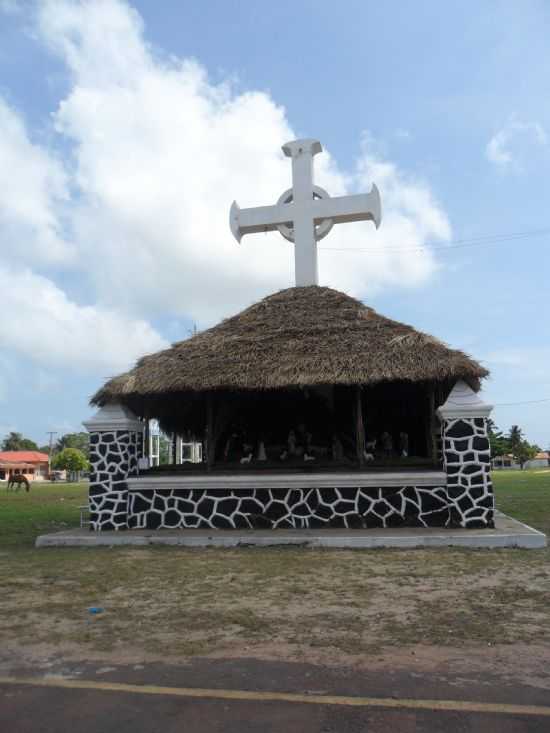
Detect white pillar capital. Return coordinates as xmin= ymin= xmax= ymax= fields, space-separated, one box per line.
xmin=83 ymin=403 xmax=143 ymax=433
xmin=437 ymin=380 xmax=493 ymax=420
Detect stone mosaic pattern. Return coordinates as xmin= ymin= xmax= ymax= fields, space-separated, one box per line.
xmin=127 ymin=485 xmax=450 ymax=529
xmin=442 ymin=417 xmax=494 ymax=528
xmin=89 ymin=430 xmax=141 ymax=530
xmin=88 ymin=417 xmax=494 ymax=531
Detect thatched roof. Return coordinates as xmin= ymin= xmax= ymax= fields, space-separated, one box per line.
xmin=91 ymin=286 xmax=488 ymax=407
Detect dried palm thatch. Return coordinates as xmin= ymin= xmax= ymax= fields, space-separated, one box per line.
xmin=91 ymin=286 xmax=488 ymax=408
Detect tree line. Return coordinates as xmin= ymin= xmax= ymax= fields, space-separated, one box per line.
xmin=487 ymin=421 xmax=543 ymax=468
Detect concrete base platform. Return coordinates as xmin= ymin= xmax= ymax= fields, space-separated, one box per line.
xmin=36 ymin=512 xmax=546 ymax=549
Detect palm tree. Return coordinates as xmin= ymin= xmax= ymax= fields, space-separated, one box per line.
xmin=1 ymin=432 xmax=39 ymax=451
xmin=508 ymin=425 xmax=535 ymax=468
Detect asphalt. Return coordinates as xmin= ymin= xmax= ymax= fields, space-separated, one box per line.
xmin=2 ymin=655 xmax=550 ymax=732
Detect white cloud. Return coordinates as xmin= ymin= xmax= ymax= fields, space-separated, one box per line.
xmin=0 ymin=98 xmax=73 ymax=265
xmin=486 ymin=119 xmax=548 ymax=169
xmin=37 ymin=0 xmax=148 ymax=88
xmin=0 ymin=265 xmax=167 ymax=374
xmin=30 ymin=0 xmax=451 ymax=326
xmin=0 ymin=0 xmax=453 ymax=379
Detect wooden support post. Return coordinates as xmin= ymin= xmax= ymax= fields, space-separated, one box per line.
xmin=425 ymin=389 xmax=432 ymax=462
xmin=429 ymin=388 xmax=438 ymax=464
xmin=206 ymin=392 xmax=215 ymax=469
xmin=355 ymin=385 xmax=366 ymax=466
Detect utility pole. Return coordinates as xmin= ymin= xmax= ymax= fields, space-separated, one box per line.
xmin=46 ymin=431 xmax=57 ymax=479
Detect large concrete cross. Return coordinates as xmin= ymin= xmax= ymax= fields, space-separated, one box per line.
xmin=230 ymin=139 xmax=381 ymax=286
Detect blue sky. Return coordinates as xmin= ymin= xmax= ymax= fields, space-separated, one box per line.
xmin=0 ymin=0 xmax=548 ymax=448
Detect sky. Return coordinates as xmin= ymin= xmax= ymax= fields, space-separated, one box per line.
xmin=0 ymin=0 xmax=549 ymax=448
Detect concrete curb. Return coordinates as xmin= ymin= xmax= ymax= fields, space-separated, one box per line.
xmin=36 ymin=514 xmax=546 ymax=549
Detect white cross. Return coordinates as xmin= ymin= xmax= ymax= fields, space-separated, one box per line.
xmin=230 ymin=138 xmax=381 ymax=286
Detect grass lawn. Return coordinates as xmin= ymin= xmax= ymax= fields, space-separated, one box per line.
xmin=0 ymin=472 xmax=549 ymax=662
xmin=493 ymin=469 xmax=550 ymax=535
xmin=0 ymin=481 xmax=87 ymax=549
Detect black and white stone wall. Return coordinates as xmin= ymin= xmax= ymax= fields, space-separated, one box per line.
xmin=86 ymin=412 xmax=493 ymax=531
xmin=89 ymin=429 xmax=141 ymax=530
xmin=441 ymin=417 xmax=494 ymax=528
xmin=127 ymin=485 xmax=449 ymax=530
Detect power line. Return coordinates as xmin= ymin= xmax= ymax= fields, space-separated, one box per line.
xmin=318 ymin=226 xmax=550 ymax=254
xmin=493 ymin=397 xmax=550 ymax=407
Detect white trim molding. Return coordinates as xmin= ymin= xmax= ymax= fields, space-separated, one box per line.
xmin=437 ymin=380 xmax=493 ymax=420
xmin=83 ymin=403 xmax=143 ymax=433
xmin=127 ymin=470 xmax=447 ymax=492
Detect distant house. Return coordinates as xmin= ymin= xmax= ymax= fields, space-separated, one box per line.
xmin=492 ymin=454 xmax=521 ymax=470
xmin=0 ymin=451 xmax=49 ymax=481
xmin=524 ymin=451 xmax=550 ymax=470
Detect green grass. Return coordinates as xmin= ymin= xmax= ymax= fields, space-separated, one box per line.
xmin=0 ymin=481 xmax=87 ymax=548
xmin=0 ymin=472 xmax=549 ymax=661
xmin=493 ymin=469 xmax=550 ymax=535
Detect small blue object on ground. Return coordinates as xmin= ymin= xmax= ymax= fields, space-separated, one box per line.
xmin=88 ymin=607 xmax=104 ymax=614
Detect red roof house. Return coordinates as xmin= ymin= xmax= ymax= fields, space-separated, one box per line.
xmin=0 ymin=451 xmax=49 ymax=481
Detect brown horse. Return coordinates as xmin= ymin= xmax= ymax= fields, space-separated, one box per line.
xmin=7 ymin=474 xmax=30 ymax=492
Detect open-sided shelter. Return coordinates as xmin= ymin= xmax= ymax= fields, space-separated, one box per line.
xmin=86 ymin=286 xmax=494 ymax=531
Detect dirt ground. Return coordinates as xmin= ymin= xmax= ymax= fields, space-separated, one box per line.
xmin=2 ymin=544 xmax=550 ymax=689
xmin=2 ymin=472 xmax=550 ymax=699
xmin=3 ymin=639 xmax=550 ymax=694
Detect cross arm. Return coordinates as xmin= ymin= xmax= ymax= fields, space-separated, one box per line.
xmin=230 ymin=201 xmax=293 ymax=243
xmin=312 ymin=185 xmax=382 ymax=229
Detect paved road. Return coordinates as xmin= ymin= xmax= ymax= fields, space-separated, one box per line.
xmin=2 ymin=656 xmax=550 ymax=732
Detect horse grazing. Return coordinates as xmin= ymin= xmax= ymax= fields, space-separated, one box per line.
xmin=7 ymin=474 xmax=30 ymax=492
